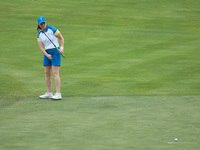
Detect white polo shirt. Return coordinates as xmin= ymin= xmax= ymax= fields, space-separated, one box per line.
xmin=37 ymin=25 xmax=60 ymax=50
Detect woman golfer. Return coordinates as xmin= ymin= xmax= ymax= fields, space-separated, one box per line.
xmin=37 ymin=16 xmax=64 ymax=100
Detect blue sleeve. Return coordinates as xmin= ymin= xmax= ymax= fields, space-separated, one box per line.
xmin=37 ymin=33 xmax=40 ymax=38
xmin=48 ymin=26 xmax=58 ymax=34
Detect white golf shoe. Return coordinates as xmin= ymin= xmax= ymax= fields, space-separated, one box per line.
xmin=39 ymin=92 xmax=53 ymax=99
xmin=52 ymin=93 xmax=62 ymax=100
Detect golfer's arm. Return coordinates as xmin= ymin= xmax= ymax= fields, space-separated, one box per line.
xmin=38 ymin=41 xmax=48 ymax=56
xmin=57 ymin=33 xmax=64 ymax=48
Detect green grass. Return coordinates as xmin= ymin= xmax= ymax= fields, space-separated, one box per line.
xmin=0 ymin=96 xmax=199 ymax=150
xmin=0 ymin=0 xmax=200 ymax=149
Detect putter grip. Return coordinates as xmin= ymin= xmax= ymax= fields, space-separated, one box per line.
xmin=62 ymin=54 xmax=65 ymax=58
xmin=56 ymin=47 xmax=65 ymax=58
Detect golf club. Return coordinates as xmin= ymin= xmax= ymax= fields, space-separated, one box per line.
xmin=38 ymin=28 xmax=65 ymax=58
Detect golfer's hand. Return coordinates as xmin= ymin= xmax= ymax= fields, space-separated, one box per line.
xmin=59 ymin=48 xmax=64 ymax=55
xmin=47 ymin=54 xmax=53 ymax=60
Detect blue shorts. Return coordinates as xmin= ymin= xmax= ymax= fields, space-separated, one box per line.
xmin=43 ymin=48 xmax=61 ymax=66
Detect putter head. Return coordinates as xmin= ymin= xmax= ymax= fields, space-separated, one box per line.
xmin=38 ymin=28 xmax=43 ymax=33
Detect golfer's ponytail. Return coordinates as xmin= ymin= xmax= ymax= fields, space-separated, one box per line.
xmin=37 ymin=25 xmax=41 ymax=33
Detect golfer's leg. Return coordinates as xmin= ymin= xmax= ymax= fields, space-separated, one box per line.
xmin=52 ymin=66 xmax=60 ymax=93
xmin=44 ymin=66 xmax=52 ymax=93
